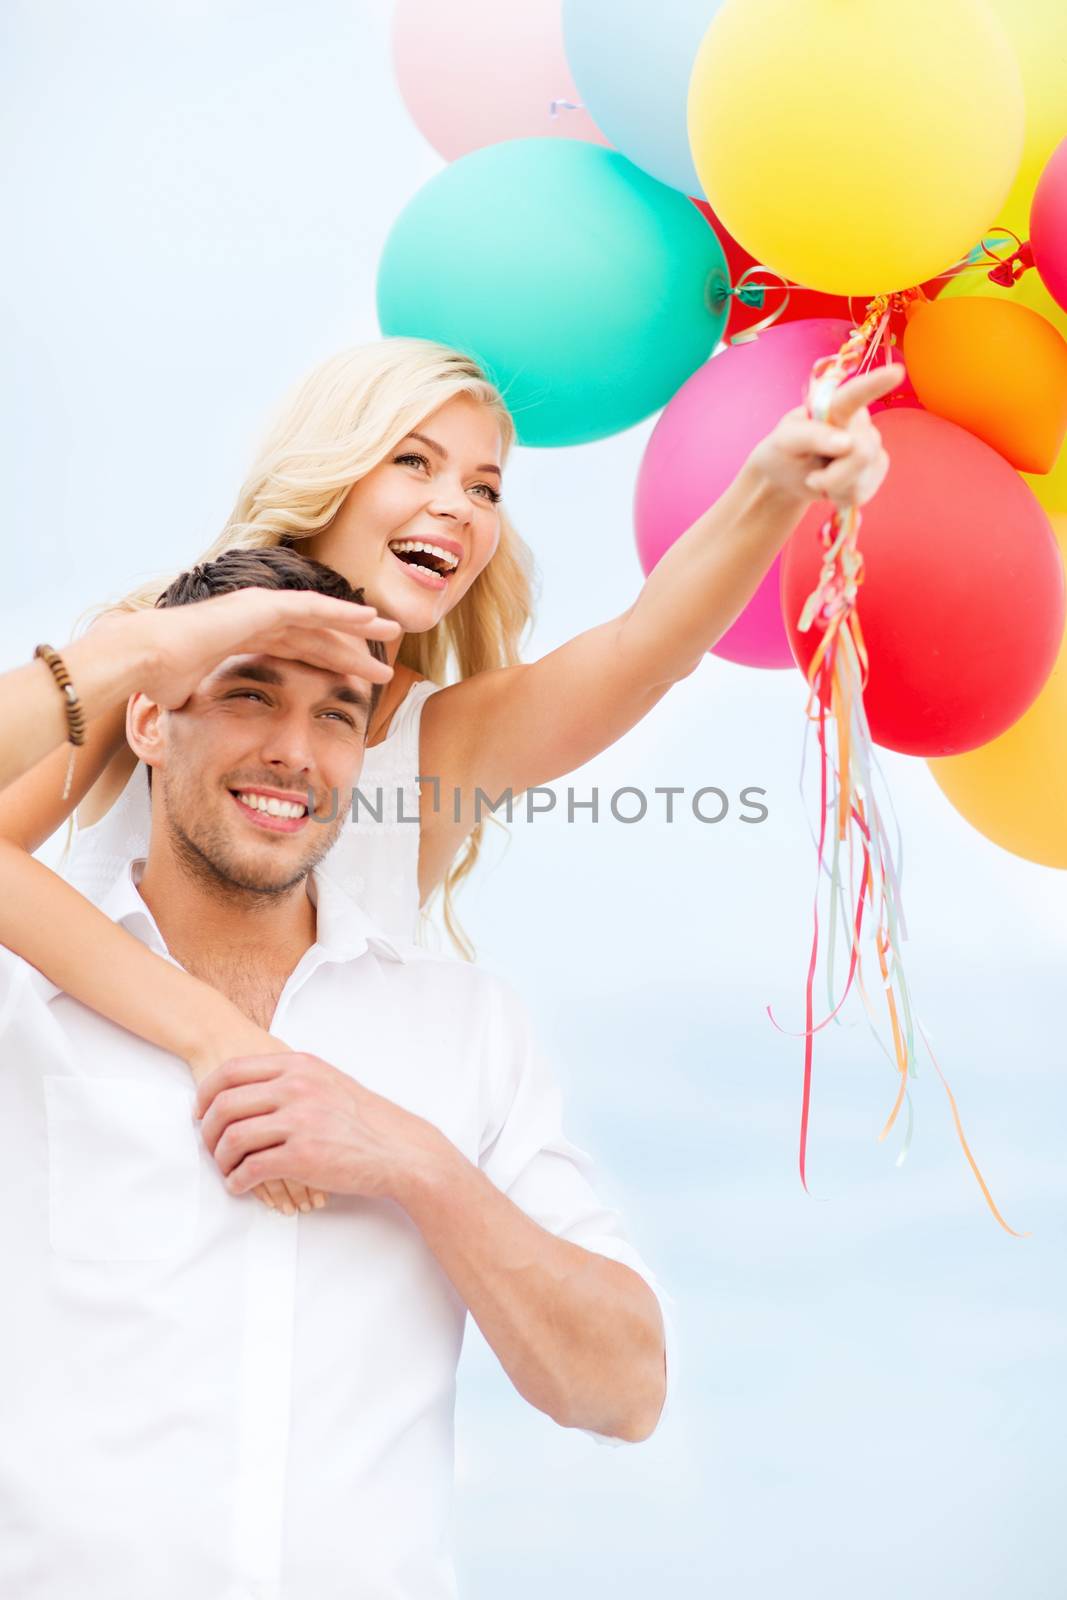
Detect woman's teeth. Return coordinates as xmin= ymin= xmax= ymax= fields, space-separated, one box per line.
xmin=233 ymin=790 xmax=307 ymax=818
xmin=388 ymin=539 xmax=460 ymax=576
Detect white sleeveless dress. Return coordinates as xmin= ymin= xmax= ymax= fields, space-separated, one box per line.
xmin=56 ymin=679 xmax=442 ymax=943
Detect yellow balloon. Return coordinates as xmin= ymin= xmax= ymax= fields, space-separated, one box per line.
xmin=928 ymin=515 xmax=1067 ymax=868
xmin=687 ymin=0 xmax=1025 ymax=297
xmin=983 ymin=0 xmax=1067 ymax=240
xmin=941 ymin=264 xmax=1067 ymax=511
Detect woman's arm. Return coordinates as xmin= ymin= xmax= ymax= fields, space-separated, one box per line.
xmin=0 ymin=634 xmax=154 ymax=798
xmin=0 ymin=633 xmax=259 ymax=1069
xmin=1 ymin=590 xmax=397 ymax=802
xmin=0 ymin=589 xmax=398 ymax=1062
xmin=0 ymin=591 xmax=400 ymax=1213
xmin=0 ymin=836 xmax=272 ymax=1077
xmin=0 ymin=831 xmax=317 ymax=1215
xmin=418 ymin=365 xmax=901 ymax=880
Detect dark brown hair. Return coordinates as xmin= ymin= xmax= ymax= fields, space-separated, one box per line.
xmin=145 ymin=547 xmax=387 ymax=792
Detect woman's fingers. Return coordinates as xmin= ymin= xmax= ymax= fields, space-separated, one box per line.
xmin=261 ymin=591 xmax=400 ymax=632
xmin=779 ymin=416 xmax=858 ymax=460
xmin=264 ymin=625 xmax=396 ymax=683
xmin=827 ymin=363 xmax=906 ymax=424
xmin=807 ymin=446 xmax=889 ymax=504
xmin=251 ymin=1179 xmax=326 ymax=1214
xmin=280 ymin=1179 xmax=316 ymax=1215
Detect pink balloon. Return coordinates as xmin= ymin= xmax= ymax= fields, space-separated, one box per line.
xmin=1031 ymin=136 xmax=1067 ymax=316
xmin=634 ymin=319 xmax=853 ymax=669
xmin=391 ymin=0 xmax=610 ymax=162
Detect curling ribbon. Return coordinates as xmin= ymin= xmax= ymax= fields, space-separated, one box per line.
xmin=767 ymin=297 xmax=1027 ymax=1236
xmin=944 ymin=228 xmax=1035 ymax=289
xmin=728 ymin=266 xmax=792 ymax=345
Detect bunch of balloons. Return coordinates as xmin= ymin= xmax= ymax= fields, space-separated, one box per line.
xmin=383 ymin=0 xmax=1067 ymax=870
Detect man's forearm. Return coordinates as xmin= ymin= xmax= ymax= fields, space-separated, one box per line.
xmin=0 ymin=624 xmax=152 ymax=793
xmin=392 ymin=1140 xmax=667 ymax=1442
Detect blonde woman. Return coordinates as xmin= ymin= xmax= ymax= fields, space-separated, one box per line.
xmin=0 ymin=335 xmax=904 ymax=1216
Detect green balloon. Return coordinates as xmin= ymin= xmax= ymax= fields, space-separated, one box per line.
xmin=376 ymin=138 xmax=729 ymax=447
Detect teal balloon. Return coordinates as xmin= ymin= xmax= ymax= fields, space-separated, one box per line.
xmin=376 ymin=138 xmax=729 ymax=447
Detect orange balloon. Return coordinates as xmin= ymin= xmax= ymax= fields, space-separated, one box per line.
xmin=928 ymin=515 xmax=1067 ymax=869
xmin=903 ymin=295 xmax=1067 ymax=473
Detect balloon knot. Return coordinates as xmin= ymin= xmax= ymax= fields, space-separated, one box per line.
xmin=987 ymin=240 xmax=1034 ymax=288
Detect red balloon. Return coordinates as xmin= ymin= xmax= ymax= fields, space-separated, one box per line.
xmin=780 ymin=410 xmax=1066 ymax=757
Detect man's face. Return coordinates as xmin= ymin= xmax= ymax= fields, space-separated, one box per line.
xmin=149 ymin=653 xmax=373 ymax=896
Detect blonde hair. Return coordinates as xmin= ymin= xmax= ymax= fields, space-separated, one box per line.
xmin=66 ymin=337 xmax=537 ymax=957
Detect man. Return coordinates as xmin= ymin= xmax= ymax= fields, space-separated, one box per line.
xmin=0 ymin=548 xmax=674 ymax=1600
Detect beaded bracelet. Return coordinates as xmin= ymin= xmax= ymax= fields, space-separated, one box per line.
xmin=34 ymin=643 xmax=87 ymax=801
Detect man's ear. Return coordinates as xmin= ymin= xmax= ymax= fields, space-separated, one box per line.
xmin=126 ymin=691 xmax=165 ymax=784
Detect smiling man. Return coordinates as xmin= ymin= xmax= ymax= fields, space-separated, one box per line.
xmin=0 ymin=547 xmax=674 ymax=1600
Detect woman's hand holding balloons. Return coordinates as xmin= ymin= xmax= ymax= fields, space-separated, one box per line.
xmin=746 ymin=364 xmax=906 ymax=511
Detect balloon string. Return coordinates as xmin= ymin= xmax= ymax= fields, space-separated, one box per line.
xmin=716 ymin=229 xmax=1033 ymax=352
xmin=771 ymin=314 xmax=1024 ymax=1234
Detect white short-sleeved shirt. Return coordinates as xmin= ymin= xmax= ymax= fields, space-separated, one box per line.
xmin=0 ymin=853 xmax=678 ymax=1600
xmin=55 ymin=678 xmax=441 ymax=940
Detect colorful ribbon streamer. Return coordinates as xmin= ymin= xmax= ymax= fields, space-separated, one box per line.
xmin=767 ymin=296 xmax=1028 ymax=1236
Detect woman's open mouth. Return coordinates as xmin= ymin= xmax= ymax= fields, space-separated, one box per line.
xmin=229 ymin=789 xmax=310 ymax=834
xmin=387 ymin=539 xmax=460 ymax=592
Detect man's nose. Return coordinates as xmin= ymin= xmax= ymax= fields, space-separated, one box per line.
xmin=256 ymin=709 xmax=318 ymax=776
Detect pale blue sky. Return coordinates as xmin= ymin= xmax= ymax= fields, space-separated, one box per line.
xmin=3 ymin=4 xmax=1066 ymax=1596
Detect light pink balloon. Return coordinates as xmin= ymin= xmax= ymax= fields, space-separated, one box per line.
xmin=391 ymin=0 xmax=610 ymax=162
xmin=634 ymin=319 xmax=853 ymax=669
xmin=1031 ymin=136 xmax=1067 ymax=316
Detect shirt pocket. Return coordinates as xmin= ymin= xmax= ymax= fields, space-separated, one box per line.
xmin=43 ymin=1076 xmax=200 ymax=1262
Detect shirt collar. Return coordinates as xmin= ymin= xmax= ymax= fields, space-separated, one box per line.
xmin=30 ymin=854 xmax=408 ymax=1005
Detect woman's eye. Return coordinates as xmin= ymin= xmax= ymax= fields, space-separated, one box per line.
xmin=395 ymin=453 xmax=500 ymax=505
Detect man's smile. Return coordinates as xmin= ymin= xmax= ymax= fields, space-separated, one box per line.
xmin=229 ymin=787 xmax=311 ymax=833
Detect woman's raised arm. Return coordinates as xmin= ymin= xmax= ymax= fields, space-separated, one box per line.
xmin=418 ymin=364 xmax=902 ymax=883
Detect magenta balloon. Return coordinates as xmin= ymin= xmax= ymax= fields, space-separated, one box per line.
xmin=1031 ymin=136 xmax=1067 ymax=316
xmin=634 ymin=319 xmax=852 ymax=669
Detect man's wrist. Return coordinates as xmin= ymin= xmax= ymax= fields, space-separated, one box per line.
xmin=387 ymin=1120 xmax=470 ymax=1217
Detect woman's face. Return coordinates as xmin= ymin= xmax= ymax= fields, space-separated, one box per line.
xmin=303 ymin=394 xmax=504 ymax=634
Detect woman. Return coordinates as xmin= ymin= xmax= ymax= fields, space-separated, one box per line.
xmin=0 ymin=335 xmax=904 ymax=1216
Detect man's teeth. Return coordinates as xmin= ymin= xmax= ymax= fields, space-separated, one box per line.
xmin=389 ymin=540 xmax=459 ymax=573
xmin=234 ymin=791 xmax=307 ymax=819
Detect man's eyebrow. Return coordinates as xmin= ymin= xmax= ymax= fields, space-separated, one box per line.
xmin=211 ymin=659 xmax=372 ymax=715
xmin=404 ymin=431 xmax=502 ymax=480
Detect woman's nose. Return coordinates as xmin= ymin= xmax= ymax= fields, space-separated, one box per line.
xmin=427 ymin=478 xmax=470 ymax=521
